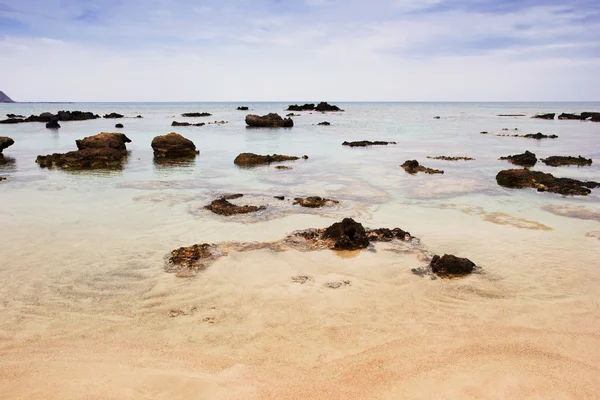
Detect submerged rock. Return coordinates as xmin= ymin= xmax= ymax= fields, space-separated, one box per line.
xmin=45 ymin=118 xmax=60 ymax=129
xmin=204 ymin=197 xmax=266 ymax=216
xmin=166 ymin=243 xmax=226 ymax=275
xmin=115 ymin=123 xmax=124 ymax=128
xmin=496 ymin=169 xmax=599 ymax=196
xmin=293 ymin=196 xmax=339 ymax=208
xmin=151 ymin=132 xmax=199 ymax=158
xmin=322 ymin=218 xmax=370 ymax=250
xmin=0 ymin=136 xmax=15 ymax=153
xmin=181 ymin=112 xmax=211 ymax=117
xmin=499 ymin=150 xmax=537 ymax=167
xmin=541 ymin=156 xmax=592 ymax=167
xmin=430 ymin=254 xmax=476 ymax=278
xmin=245 ymin=113 xmax=293 ymax=128
xmin=401 ymin=160 xmax=444 ymax=175
xmin=532 ymin=113 xmax=555 ymax=120
xmin=171 ymin=121 xmax=205 ymax=127
xmin=318 ymin=121 xmax=331 ymax=126
xmin=275 ymin=165 xmax=292 ymax=170
xmin=103 ymin=112 xmax=124 ymax=119
xmin=343 ymin=140 xmax=396 ymax=147
xmin=234 ymin=153 xmax=307 ymax=167
xmin=498 ymin=114 xmax=526 ymax=116
xmin=496 ymin=132 xmax=558 ymax=139
xmin=427 ymin=156 xmax=475 ymax=161
xmin=36 ymin=148 xmax=127 ymax=169
xmin=76 ymin=132 xmax=131 ymax=151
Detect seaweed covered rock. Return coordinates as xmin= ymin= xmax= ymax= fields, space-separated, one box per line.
xmin=1 ymin=110 xmax=100 ymax=124
xmin=343 ymin=140 xmax=396 ymax=147
xmin=430 ymin=254 xmax=476 ymax=278
xmin=541 ymin=156 xmax=592 ymax=167
xmin=322 ymin=218 xmax=370 ymax=250
xmin=532 ymin=113 xmax=555 ymax=120
xmin=76 ymin=132 xmax=131 ymax=151
xmin=36 ymin=148 xmax=127 ymax=169
xmin=496 ymin=169 xmax=599 ymax=196
xmin=166 ymin=243 xmax=226 ymax=276
xmin=366 ymin=228 xmax=411 ymax=241
xmin=401 ymin=160 xmax=444 ymax=175
xmin=293 ymin=196 xmax=339 ymax=208
xmin=204 ymin=196 xmax=265 ymax=216
xmin=499 ymin=150 xmax=537 ymax=167
xmin=151 ymin=132 xmax=199 ymax=158
xmin=234 ymin=153 xmax=307 ymax=167
xmin=523 ymin=132 xmax=557 ymax=139
xmin=0 ymin=136 xmax=15 ymax=153
xmin=245 ymin=113 xmax=293 ymax=128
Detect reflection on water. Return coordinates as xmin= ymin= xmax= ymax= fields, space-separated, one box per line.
xmin=153 ymin=156 xmax=197 ymax=168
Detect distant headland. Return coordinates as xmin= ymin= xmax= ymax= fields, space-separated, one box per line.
xmin=0 ymin=91 xmax=72 ymax=104
xmin=0 ymin=91 xmax=15 ymax=103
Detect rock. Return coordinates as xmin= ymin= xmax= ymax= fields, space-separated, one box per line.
xmin=234 ymin=153 xmax=305 ymax=167
xmin=136 ymin=115 xmax=143 ymax=118
xmin=103 ymin=113 xmax=124 ymax=119
xmin=499 ymin=150 xmax=537 ymax=167
xmin=45 ymin=119 xmax=60 ymax=129
xmin=237 ymin=106 xmax=249 ymax=111
xmin=1 ymin=110 xmax=100 ymax=124
xmin=56 ymin=111 xmax=100 ymax=121
xmin=0 ymin=136 xmax=15 ymax=153
xmin=207 ymin=120 xmax=228 ymax=125
xmin=434 ymin=116 xmax=441 ymax=119
xmin=286 ymin=113 xmax=300 ymax=117
xmin=496 ymin=169 xmax=599 ymax=196
xmin=171 ymin=121 xmax=205 ymax=127
xmin=523 ymin=132 xmax=557 ymax=139
xmin=293 ymin=196 xmax=339 ymax=208
xmin=151 ymin=133 xmax=199 ymax=158
xmin=430 ymin=254 xmax=476 ymax=278
xmin=169 ymin=243 xmax=213 ymax=269
xmin=36 ymin=148 xmax=127 ymax=170
xmin=275 ymin=165 xmax=292 ymax=170
xmin=427 ymin=156 xmax=475 ymax=161
xmin=401 ymin=160 xmax=444 ymax=175
xmin=274 ymin=196 xmax=285 ymax=200
xmin=581 ymin=112 xmax=600 ymax=121
xmin=315 ymin=102 xmax=343 ymax=112
xmin=181 ymin=112 xmax=211 ymax=117
xmin=318 ymin=121 xmax=331 ymax=126
xmin=204 ymin=197 xmax=266 ymax=216
xmin=0 ymin=118 xmax=25 ymax=124
xmin=245 ymin=113 xmax=293 ymax=128
xmin=558 ymin=113 xmax=584 ymax=120
xmin=480 ymin=131 xmax=489 ymax=134
xmin=0 ymin=176 xmax=6 ymax=182
xmin=287 ymin=103 xmax=315 ymax=111
xmin=532 ymin=113 xmax=555 ymax=120
xmin=365 ymin=228 xmax=411 ymax=241
xmin=115 ymin=123 xmax=124 ymax=128
xmin=343 ymin=140 xmax=396 ymax=147
xmin=322 ymin=218 xmax=370 ymax=250
xmin=498 ymin=114 xmax=525 ymax=116
xmin=6 ymin=114 xmax=24 ymax=118
xmin=76 ymin=132 xmax=131 ymax=151
xmin=0 ymin=90 xmax=15 ymax=103
xmin=541 ymin=156 xmax=592 ymax=167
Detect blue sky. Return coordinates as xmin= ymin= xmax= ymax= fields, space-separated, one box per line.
xmin=0 ymin=0 xmax=599 ymax=101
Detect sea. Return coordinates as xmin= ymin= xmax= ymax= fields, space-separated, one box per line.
xmin=0 ymin=102 xmax=599 ymax=399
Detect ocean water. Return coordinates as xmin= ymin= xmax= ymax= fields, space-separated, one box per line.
xmin=1 ymin=102 xmax=599 ymax=399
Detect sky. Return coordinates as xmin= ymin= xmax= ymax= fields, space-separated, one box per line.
xmin=0 ymin=0 xmax=599 ymax=101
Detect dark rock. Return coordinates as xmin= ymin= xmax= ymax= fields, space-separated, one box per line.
xmin=151 ymin=132 xmax=199 ymax=158
xmin=56 ymin=111 xmax=100 ymax=121
xmin=318 ymin=121 xmax=331 ymax=126
xmin=0 ymin=176 xmax=5 ymax=182
xmin=204 ymin=198 xmax=265 ymax=216
xmin=498 ymin=114 xmax=526 ymax=116
xmin=237 ymin=106 xmax=249 ymax=111
xmin=496 ymin=169 xmax=599 ymax=196
xmin=275 ymin=165 xmax=292 ymax=170
xmin=499 ymin=150 xmax=537 ymax=167
xmin=532 ymin=113 xmax=555 ymax=120
xmin=343 ymin=140 xmax=396 ymax=147
xmin=581 ymin=112 xmax=600 ymax=121
xmin=103 ymin=113 xmax=124 ymax=119
xmin=0 ymin=118 xmax=25 ymax=124
xmin=0 ymin=91 xmax=15 ymax=103
xmin=293 ymin=196 xmax=339 ymax=208
xmin=286 ymin=113 xmax=300 ymax=117
xmin=169 ymin=243 xmax=212 ymax=268
xmin=1 ymin=111 xmax=100 ymax=124
xmin=234 ymin=153 xmax=303 ymax=167
xmin=136 ymin=115 xmax=143 ymax=118
xmin=222 ymin=193 xmax=244 ymax=200
xmin=558 ymin=113 xmax=584 ymax=120
xmin=287 ymin=103 xmax=315 ymax=111
xmin=36 ymin=148 xmax=127 ymax=170
xmin=6 ymin=114 xmax=24 ymax=118
xmin=181 ymin=112 xmax=211 ymax=117
xmin=0 ymin=136 xmax=15 ymax=153
xmin=401 ymin=160 xmax=444 ymax=175
xmin=315 ymin=102 xmax=343 ymax=112
xmin=322 ymin=218 xmax=370 ymax=250
xmin=171 ymin=121 xmax=205 ymax=127
xmin=365 ymin=228 xmax=411 ymax=241
xmin=274 ymin=196 xmax=285 ymax=200
xmin=524 ymin=132 xmax=558 ymax=139
xmin=76 ymin=132 xmax=131 ymax=151
xmin=434 ymin=116 xmax=441 ymax=119
xmin=45 ymin=119 xmax=60 ymax=129
xmin=427 ymin=156 xmax=475 ymax=161
xmin=430 ymin=254 xmax=476 ymax=278
xmin=541 ymin=156 xmax=592 ymax=167
xmin=245 ymin=113 xmax=293 ymax=128
xmin=115 ymin=123 xmax=124 ymax=128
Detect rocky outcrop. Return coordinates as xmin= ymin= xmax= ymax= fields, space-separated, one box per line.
xmin=541 ymin=156 xmax=592 ymax=167
xmin=151 ymin=133 xmax=199 ymax=158
xmin=581 ymin=112 xmax=600 ymax=121
xmin=496 ymin=132 xmax=558 ymax=139
xmin=245 ymin=113 xmax=293 ymax=128
xmin=499 ymin=150 xmax=537 ymax=167
xmin=204 ymin=195 xmax=266 ymax=216
xmin=316 ymin=102 xmax=343 ymax=112
xmin=0 ymin=110 xmax=100 ymax=124
xmin=343 ymin=140 xmax=396 ymax=147
xmin=322 ymin=218 xmax=370 ymax=250
xmin=0 ymin=91 xmax=14 ymax=103
xmin=287 ymin=103 xmax=315 ymax=111
xmin=430 ymin=254 xmax=476 ymax=278
xmin=76 ymin=132 xmax=131 ymax=151
xmin=532 ymin=113 xmax=555 ymax=120
xmin=171 ymin=121 xmax=205 ymax=127
xmin=115 ymin=123 xmax=124 ymax=128
xmin=6 ymin=114 xmax=24 ymax=118
xmin=496 ymin=169 xmax=599 ymax=196
xmin=558 ymin=113 xmax=584 ymax=120
xmin=293 ymin=196 xmax=339 ymax=208
xmin=182 ymin=112 xmax=211 ymax=117
xmin=46 ymin=119 xmax=60 ymax=129
xmin=401 ymin=160 xmax=444 ymax=175
xmin=427 ymin=156 xmax=475 ymax=161
xmin=237 ymin=106 xmax=249 ymax=111
xmin=103 ymin=113 xmax=124 ymax=119
xmin=0 ymin=136 xmax=15 ymax=153
xmin=234 ymin=153 xmax=307 ymax=167
xmin=286 ymin=102 xmax=343 ymax=112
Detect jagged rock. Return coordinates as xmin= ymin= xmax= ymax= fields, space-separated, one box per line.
xmin=287 ymin=103 xmax=315 ymax=111
xmin=0 ymin=136 xmax=15 ymax=153
xmin=293 ymin=196 xmax=339 ymax=208
xmin=45 ymin=119 xmax=60 ymax=129
xmin=365 ymin=228 xmax=411 ymax=241
xmin=401 ymin=160 xmax=444 ymax=175
xmin=237 ymin=106 xmax=249 ymax=111
xmin=430 ymin=254 xmax=476 ymax=278
xmin=322 ymin=218 xmax=370 ymax=250
xmin=151 ymin=133 xmax=198 ymax=158
xmin=541 ymin=156 xmax=592 ymax=167
xmin=245 ymin=113 xmax=293 ymax=128
xmin=558 ymin=113 xmax=584 ymax=120
xmin=343 ymin=140 xmax=396 ymax=147
xmin=316 ymin=102 xmax=343 ymax=112
xmin=496 ymin=169 xmax=599 ymax=196
xmin=499 ymin=150 xmax=537 ymax=167
xmin=181 ymin=112 xmax=211 ymax=117
xmin=76 ymin=132 xmax=131 ymax=151
xmin=36 ymin=148 xmax=127 ymax=170
xmin=204 ymin=197 xmax=265 ymax=216
xmin=115 ymin=123 xmax=124 ymax=128
xmin=318 ymin=121 xmax=331 ymax=126
xmin=427 ymin=156 xmax=475 ymax=161
xmin=0 ymin=91 xmax=15 ymax=103
xmin=6 ymin=114 xmax=24 ymax=118
xmin=234 ymin=153 xmax=307 ymax=167
xmin=532 ymin=113 xmax=555 ymax=120
xmin=103 ymin=113 xmax=124 ymax=119
xmin=171 ymin=121 xmax=205 ymax=127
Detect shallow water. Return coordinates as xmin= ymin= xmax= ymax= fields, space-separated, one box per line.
xmin=1 ymin=102 xmax=599 ymax=399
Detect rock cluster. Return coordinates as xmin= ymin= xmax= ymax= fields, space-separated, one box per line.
xmin=0 ymin=110 xmax=100 ymax=124
xmin=286 ymin=102 xmax=344 ymax=112
xmin=181 ymin=112 xmax=211 ymax=117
